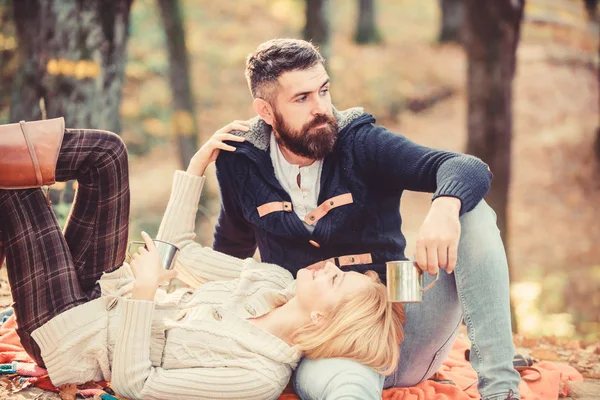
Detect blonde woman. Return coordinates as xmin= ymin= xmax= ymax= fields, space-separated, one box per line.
xmin=0 ymin=121 xmax=404 ymax=400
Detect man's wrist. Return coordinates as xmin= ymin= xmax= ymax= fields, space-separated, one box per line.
xmin=431 ymin=196 xmax=461 ymax=215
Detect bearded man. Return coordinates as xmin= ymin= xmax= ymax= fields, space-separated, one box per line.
xmin=209 ymin=38 xmax=520 ymax=400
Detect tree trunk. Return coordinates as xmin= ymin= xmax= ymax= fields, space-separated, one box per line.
xmin=465 ymin=0 xmax=524 ymax=332
xmin=438 ymin=0 xmax=464 ymax=44
xmin=354 ymin=0 xmax=381 ymax=45
xmin=303 ymin=0 xmax=331 ymax=60
xmin=0 ymin=1 xmax=16 ymax=118
xmin=595 ymin=25 xmax=600 ymax=163
xmin=10 ymin=0 xmax=132 ymax=133
xmin=157 ymin=0 xmax=198 ymax=168
xmin=584 ymin=0 xmax=598 ymax=20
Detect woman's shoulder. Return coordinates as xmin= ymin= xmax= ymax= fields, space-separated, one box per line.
xmin=240 ymin=258 xmax=295 ymax=287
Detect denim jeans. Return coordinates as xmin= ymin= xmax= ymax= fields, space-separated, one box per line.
xmin=294 ymin=200 xmax=521 ymax=400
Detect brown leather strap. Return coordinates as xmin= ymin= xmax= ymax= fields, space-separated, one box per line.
xmin=307 ymin=253 xmax=373 ymax=270
xmin=304 ymin=193 xmax=353 ymax=226
xmin=19 ymin=121 xmax=43 ymax=186
xmin=257 ymin=201 xmax=293 ymax=217
xmin=515 ymin=366 xmax=542 ymax=383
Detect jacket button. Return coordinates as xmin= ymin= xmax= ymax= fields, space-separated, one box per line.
xmin=309 ymin=215 xmax=315 ymax=221
xmin=245 ymin=304 xmax=256 ymax=316
xmin=329 ymin=201 xmax=334 ymax=206
xmin=309 ymin=240 xmax=320 ymax=248
xmin=106 ymin=298 xmax=118 ymax=311
xmin=212 ymin=309 xmax=222 ymax=321
xmin=349 ymin=257 xmax=355 ymax=263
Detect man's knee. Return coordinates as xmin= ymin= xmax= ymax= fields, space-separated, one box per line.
xmin=460 ymin=199 xmax=497 ymax=229
xmin=295 ymin=357 xmax=383 ymax=400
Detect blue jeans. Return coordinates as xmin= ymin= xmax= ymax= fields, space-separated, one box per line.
xmin=294 ymin=200 xmax=521 ymax=400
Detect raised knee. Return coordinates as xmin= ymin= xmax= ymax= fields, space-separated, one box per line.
xmin=103 ymin=131 xmax=127 ymax=157
xmin=93 ymin=131 xmax=128 ymax=171
xmin=460 ymin=199 xmax=498 ymax=231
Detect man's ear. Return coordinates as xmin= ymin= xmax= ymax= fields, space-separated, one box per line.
xmin=310 ymin=311 xmax=326 ymax=326
xmin=253 ymin=98 xmax=275 ymax=126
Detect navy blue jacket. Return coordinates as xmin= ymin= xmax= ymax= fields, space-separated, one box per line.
xmin=213 ymin=108 xmax=491 ymax=281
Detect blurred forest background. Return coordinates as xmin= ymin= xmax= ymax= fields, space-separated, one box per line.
xmin=0 ymin=0 xmax=598 ymax=344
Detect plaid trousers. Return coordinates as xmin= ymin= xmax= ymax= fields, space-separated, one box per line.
xmin=0 ymin=129 xmax=130 ymax=367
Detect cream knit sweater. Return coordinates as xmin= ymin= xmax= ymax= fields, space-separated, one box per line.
xmin=31 ymin=171 xmax=301 ymax=400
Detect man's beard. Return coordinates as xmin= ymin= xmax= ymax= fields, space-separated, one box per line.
xmin=272 ymin=109 xmax=339 ymax=160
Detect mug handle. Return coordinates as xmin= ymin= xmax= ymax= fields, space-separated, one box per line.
xmin=126 ymin=241 xmax=146 ymax=261
xmin=422 ymin=271 xmax=440 ymax=292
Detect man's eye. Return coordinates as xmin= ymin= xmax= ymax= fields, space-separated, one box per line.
xmin=320 ymin=88 xmax=329 ymax=95
xmin=297 ymin=96 xmax=307 ymax=103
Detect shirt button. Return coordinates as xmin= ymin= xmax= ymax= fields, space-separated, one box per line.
xmin=245 ymin=304 xmax=256 ymax=316
xmin=212 ymin=309 xmax=222 ymax=321
xmin=309 ymin=240 xmax=321 ymax=248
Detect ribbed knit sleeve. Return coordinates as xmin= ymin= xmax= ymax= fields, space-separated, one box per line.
xmin=353 ymin=125 xmax=492 ymax=214
xmin=156 ymin=171 xmax=245 ymax=286
xmin=111 ymin=299 xmax=155 ymax=398
xmin=111 ymin=299 xmax=282 ymax=400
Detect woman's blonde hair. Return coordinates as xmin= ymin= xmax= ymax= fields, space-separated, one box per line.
xmin=291 ymin=270 xmax=406 ymax=375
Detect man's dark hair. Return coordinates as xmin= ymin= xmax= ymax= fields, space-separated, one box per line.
xmin=245 ymin=38 xmax=325 ymax=103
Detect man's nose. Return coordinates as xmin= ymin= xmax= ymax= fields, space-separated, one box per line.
xmin=312 ymin=96 xmax=328 ymax=115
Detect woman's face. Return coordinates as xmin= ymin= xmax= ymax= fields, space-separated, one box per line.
xmin=295 ymin=262 xmax=373 ymax=317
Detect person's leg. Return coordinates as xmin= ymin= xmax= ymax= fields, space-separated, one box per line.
xmin=0 ymin=188 xmax=87 ymax=366
xmin=451 ymin=200 xmax=520 ymax=399
xmin=384 ymin=265 xmax=463 ymax=387
xmin=0 ymin=129 xmax=130 ymax=365
xmin=56 ymin=129 xmax=130 ymax=298
xmin=294 ymin=357 xmax=384 ymax=400
xmin=385 ymin=200 xmax=520 ymax=400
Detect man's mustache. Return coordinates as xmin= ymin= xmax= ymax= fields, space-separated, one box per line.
xmin=305 ymin=114 xmax=335 ymax=131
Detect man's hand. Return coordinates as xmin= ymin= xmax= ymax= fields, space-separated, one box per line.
xmin=186 ymin=120 xmax=248 ymax=177
xmin=415 ymin=197 xmax=461 ymax=275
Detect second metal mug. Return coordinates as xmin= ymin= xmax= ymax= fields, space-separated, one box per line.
xmin=127 ymin=239 xmax=180 ymax=271
xmin=386 ymin=260 xmax=439 ymax=303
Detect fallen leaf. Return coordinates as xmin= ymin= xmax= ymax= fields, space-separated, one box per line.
xmin=59 ymin=383 xmax=78 ymax=400
xmin=530 ymin=348 xmax=561 ymax=361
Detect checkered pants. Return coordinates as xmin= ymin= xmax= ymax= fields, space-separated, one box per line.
xmin=0 ymin=129 xmax=130 ymax=367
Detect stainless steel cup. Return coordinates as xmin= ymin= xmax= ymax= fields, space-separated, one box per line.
xmin=127 ymin=239 xmax=180 ymax=270
xmin=127 ymin=239 xmax=180 ymax=286
xmin=386 ymin=260 xmax=439 ymax=303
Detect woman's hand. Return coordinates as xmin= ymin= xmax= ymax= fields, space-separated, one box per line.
xmin=129 ymin=232 xmax=177 ymax=300
xmin=186 ymin=120 xmax=248 ymax=176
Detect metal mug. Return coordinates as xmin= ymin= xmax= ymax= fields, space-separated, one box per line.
xmin=127 ymin=239 xmax=180 ymax=285
xmin=386 ymin=260 xmax=439 ymax=303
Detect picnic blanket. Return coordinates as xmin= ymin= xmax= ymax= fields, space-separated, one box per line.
xmin=0 ymin=308 xmax=583 ymax=399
